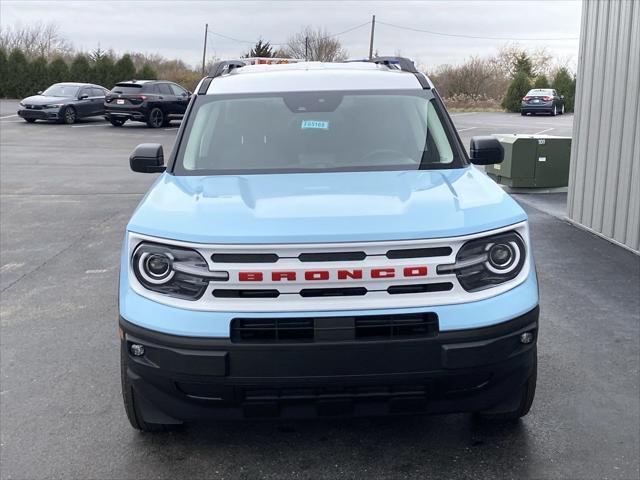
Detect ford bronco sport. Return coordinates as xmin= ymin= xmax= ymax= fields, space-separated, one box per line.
xmin=119 ymin=58 xmax=539 ymax=431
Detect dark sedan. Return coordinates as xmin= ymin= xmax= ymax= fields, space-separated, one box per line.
xmin=521 ymin=88 xmax=565 ymax=116
xmin=104 ymin=80 xmax=191 ymax=128
xmin=18 ymin=83 xmax=109 ymax=124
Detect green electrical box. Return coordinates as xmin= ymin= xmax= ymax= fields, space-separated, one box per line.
xmin=485 ymin=134 xmax=572 ymax=188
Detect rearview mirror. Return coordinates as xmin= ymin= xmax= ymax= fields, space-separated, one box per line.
xmin=469 ymin=136 xmax=504 ymax=165
xmin=79 ymin=93 xmax=89 ymax=100
xmin=130 ymin=143 xmax=166 ymax=173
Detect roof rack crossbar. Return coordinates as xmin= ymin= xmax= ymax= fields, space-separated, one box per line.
xmin=369 ymin=56 xmax=418 ymax=73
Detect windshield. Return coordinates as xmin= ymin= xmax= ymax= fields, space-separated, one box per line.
xmin=527 ymin=89 xmax=553 ymax=96
xmin=42 ymin=85 xmax=80 ymax=97
xmin=111 ymin=83 xmax=144 ymax=94
xmin=174 ymin=90 xmax=464 ymax=175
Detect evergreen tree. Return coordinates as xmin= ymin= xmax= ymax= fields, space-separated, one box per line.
xmin=502 ymin=72 xmax=532 ymax=112
xmin=0 ymin=48 xmax=7 ymax=97
xmin=244 ymin=39 xmax=274 ymax=58
xmin=48 ymin=57 xmax=70 ymax=85
xmin=91 ymin=54 xmax=115 ymax=87
xmin=136 ymin=63 xmax=158 ymax=80
xmin=28 ymin=56 xmax=49 ymax=94
xmin=114 ymin=54 xmax=136 ymax=82
xmin=533 ymin=75 xmax=550 ymax=89
xmin=70 ymin=54 xmax=92 ymax=82
xmin=512 ymin=52 xmax=534 ymax=78
xmin=6 ymin=49 xmax=29 ymax=98
xmin=552 ymin=68 xmax=576 ymax=112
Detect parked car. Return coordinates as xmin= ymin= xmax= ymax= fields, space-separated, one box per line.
xmin=104 ymin=80 xmax=191 ymax=128
xmin=17 ymin=83 xmax=109 ymax=124
xmin=119 ymin=58 xmax=539 ymax=431
xmin=521 ymin=88 xmax=565 ymax=116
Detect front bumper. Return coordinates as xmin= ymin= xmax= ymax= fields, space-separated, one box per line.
xmin=120 ymin=306 xmax=538 ymax=421
xmin=17 ymin=108 xmax=60 ymax=120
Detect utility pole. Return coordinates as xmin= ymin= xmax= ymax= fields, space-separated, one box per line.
xmin=368 ymin=15 xmax=376 ymax=60
xmin=305 ymin=36 xmax=309 ymax=61
xmin=201 ymin=23 xmax=208 ymax=76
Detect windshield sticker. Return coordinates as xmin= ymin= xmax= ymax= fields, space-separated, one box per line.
xmin=301 ymin=120 xmax=329 ymax=130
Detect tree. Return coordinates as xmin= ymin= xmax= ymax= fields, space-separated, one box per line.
xmin=512 ymin=52 xmax=534 ymax=78
xmin=91 ymin=54 xmax=115 ymax=87
xmin=48 ymin=57 xmax=69 ymax=84
xmin=285 ymin=26 xmax=347 ymax=61
xmin=553 ymin=67 xmax=576 ymax=112
xmin=69 ymin=54 xmax=91 ymax=82
xmin=244 ymin=38 xmax=274 ymax=58
xmin=502 ymin=72 xmax=532 ymax=112
xmin=136 ymin=63 xmax=158 ymax=80
xmin=533 ymin=75 xmax=550 ymax=89
xmin=28 ymin=56 xmax=49 ymax=94
xmin=6 ymin=48 xmax=29 ymax=97
xmin=0 ymin=48 xmax=7 ymax=97
xmin=114 ymin=53 xmax=135 ymax=82
xmin=0 ymin=22 xmax=72 ymax=60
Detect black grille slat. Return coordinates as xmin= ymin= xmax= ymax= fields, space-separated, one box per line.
xmin=213 ymin=289 xmax=280 ymax=298
xmin=212 ymin=253 xmax=278 ymax=263
xmin=386 ymin=247 xmax=452 ymax=259
xmin=298 ymin=251 xmax=366 ymax=262
xmin=231 ymin=313 xmax=439 ymax=343
xmin=387 ymin=283 xmax=454 ymax=295
xmin=299 ymin=287 xmax=367 ymax=297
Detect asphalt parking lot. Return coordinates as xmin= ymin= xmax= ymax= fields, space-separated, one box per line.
xmin=1 ymin=100 xmax=638 ymax=479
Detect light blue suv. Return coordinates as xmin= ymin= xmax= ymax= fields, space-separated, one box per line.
xmin=119 ymin=58 xmax=539 ymax=431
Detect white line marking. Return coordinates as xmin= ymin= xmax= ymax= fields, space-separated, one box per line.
xmin=450 ymin=112 xmax=478 ymax=117
xmin=71 ymin=124 xmax=110 ymax=128
xmin=534 ymin=127 xmax=554 ymax=135
xmin=456 ymin=127 xmax=478 ymax=133
xmin=164 ymin=127 xmax=179 ymax=131
xmin=0 ymin=263 xmax=25 ymax=273
xmin=0 ymin=114 xmax=18 ymax=119
xmin=85 ymin=269 xmax=108 ymax=274
xmin=0 ymin=120 xmax=25 ymax=123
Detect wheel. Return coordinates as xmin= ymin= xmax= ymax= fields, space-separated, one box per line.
xmin=520 ymin=111 xmax=526 ymax=116
xmin=551 ymin=105 xmax=557 ymax=116
xmin=146 ymin=108 xmax=164 ymax=128
xmin=110 ymin=118 xmax=126 ymax=127
xmin=560 ymin=104 xmax=565 ymax=115
xmin=24 ymin=118 xmax=36 ymax=123
xmin=478 ymin=352 xmax=537 ymax=421
xmin=120 ymin=342 xmax=173 ymax=432
xmin=60 ymin=106 xmax=77 ymax=124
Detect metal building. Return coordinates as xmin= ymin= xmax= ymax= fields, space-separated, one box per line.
xmin=567 ymin=0 xmax=639 ymax=253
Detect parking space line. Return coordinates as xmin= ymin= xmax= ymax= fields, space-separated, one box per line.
xmin=0 ymin=114 xmax=18 ymax=119
xmin=71 ymin=124 xmax=110 ymax=128
xmin=456 ymin=127 xmax=478 ymax=132
xmin=534 ymin=127 xmax=554 ymax=135
xmin=164 ymin=127 xmax=179 ymax=131
xmin=450 ymin=112 xmax=478 ymax=117
xmin=0 ymin=120 xmax=25 ymax=123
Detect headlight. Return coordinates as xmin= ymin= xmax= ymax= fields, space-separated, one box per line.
xmin=44 ymin=103 xmax=64 ymax=108
xmin=19 ymin=101 xmax=25 ymax=107
xmin=132 ymin=242 xmax=228 ymax=300
xmin=437 ymin=231 xmax=526 ymax=291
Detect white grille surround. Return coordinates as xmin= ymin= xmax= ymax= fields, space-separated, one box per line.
xmin=127 ymin=222 xmax=531 ymax=313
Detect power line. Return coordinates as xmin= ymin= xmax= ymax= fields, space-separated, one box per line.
xmin=376 ymin=20 xmax=579 ymax=41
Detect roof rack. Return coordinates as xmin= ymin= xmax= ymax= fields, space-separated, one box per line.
xmin=198 ymin=60 xmax=247 ymax=94
xmin=369 ymin=56 xmax=418 ymax=73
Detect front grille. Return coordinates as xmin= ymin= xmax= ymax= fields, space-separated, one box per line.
xmin=231 ymin=313 xmax=439 ymax=343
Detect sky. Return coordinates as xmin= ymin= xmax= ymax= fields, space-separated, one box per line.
xmin=1 ymin=0 xmax=582 ymax=71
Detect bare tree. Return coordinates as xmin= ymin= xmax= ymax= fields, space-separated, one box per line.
xmin=0 ymin=22 xmax=72 ymax=59
xmin=285 ymin=26 xmax=347 ymax=62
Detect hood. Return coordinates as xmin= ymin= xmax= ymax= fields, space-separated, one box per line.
xmin=22 ymin=95 xmax=73 ymax=105
xmin=127 ymin=167 xmax=527 ymax=244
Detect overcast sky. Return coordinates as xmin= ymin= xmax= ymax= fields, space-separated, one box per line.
xmin=1 ymin=0 xmax=582 ymax=70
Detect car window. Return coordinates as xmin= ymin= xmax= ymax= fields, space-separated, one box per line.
xmin=91 ymin=88 xmax=105 ymax=97
xmin=158 ymin=83 xmax=172 ymax=95
xmin=169 ymin=84 xmax=187 ymax=96
xmin=79 ymin=88 xmax=92 ymax=98
xmin=526 ymin=89 xmax=554 ymax=96
xmin=177 ymin=90 xmax=462 ymax=175
xmin=42 ymin=84 xmax=80 ymax=97
xmin=111 ymin=83 xmax=143 ymax=94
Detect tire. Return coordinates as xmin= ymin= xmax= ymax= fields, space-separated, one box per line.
xmin=146 ymin=108 xmax=164 ymax=128
xmin=110 ymin=118 xmax=126 ymax=127
xmin=521 ymin=111 xmax=526 ymax=116
xmin=60 ymin=106 xmax=77 ymax=124
xmin=24 ymin=118 xmax=36 ymax=123
xmin=560 ymin=104 xmax=565 ymax=115
xmin=478 ymin=352 xmax=537 ymax=421
xmin=551 ymin=105 xmax=557 ymax=116
xmin=120 ymin=342 xmax=171 ymax=432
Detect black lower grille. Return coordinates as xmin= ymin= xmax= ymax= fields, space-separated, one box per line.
xmin=231 ymin=313 xmax=439 ymax=343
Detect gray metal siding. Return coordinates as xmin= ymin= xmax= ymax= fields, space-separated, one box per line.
xmin=568 ymin=0 xmax=640 ymax=252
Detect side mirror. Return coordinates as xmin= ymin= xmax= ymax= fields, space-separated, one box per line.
xmin=469 ymin=136 xmax=504 ymax=165
xmin=79 ymin=93 xmax=89 ymax=100
xmin=37 ymin=91 xmax=43 ymax=95
xmin=186 ymin=91 xmax=192 ymax=96
xmin=560 ymin=95 xmax=565 ymax=99
xmin=130 ymin=143 xmax=166 ymax=173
